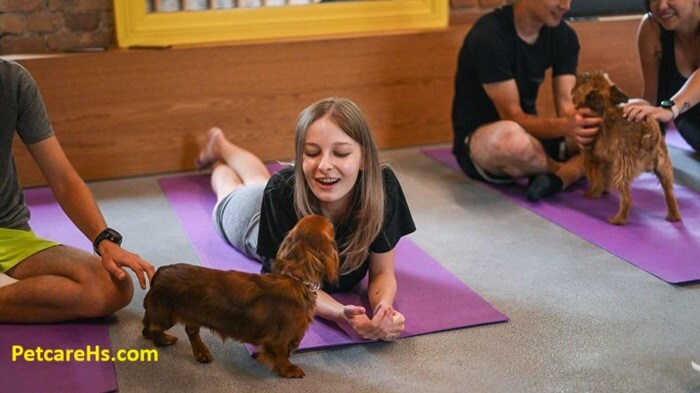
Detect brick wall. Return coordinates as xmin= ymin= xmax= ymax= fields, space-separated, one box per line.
xmin=0 ymin=0 xmax=507 ymax=55
xmin=0 ymin=0 xmax=114 ymax=54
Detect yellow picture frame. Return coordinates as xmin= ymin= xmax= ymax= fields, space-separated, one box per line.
xmin=113 ymin=0 xmax=449 ymax=48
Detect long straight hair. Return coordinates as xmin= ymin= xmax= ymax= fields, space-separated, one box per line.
xmin=292 ymin=97 xmax=385 ymax=274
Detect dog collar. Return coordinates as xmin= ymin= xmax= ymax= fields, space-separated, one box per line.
xmin=281 ymin=270 xmax=320 ymax=292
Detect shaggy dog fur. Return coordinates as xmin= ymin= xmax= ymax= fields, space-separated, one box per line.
xmin=142 ymin=215 xmax=339 ymax=378
xmin=571 ymin=71 xmax=681 ymax=225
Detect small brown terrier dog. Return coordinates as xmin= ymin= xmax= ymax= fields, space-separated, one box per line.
xmin=571 ymin=71 xmax=681 ymax=225
xmin=142 ymin=215 xmax=339 ymax=378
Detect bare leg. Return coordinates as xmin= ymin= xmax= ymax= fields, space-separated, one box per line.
xmin=0 ymin=245 xmax=133 ymax=323
xmin=469 ymin=121 xmax=577 ymax=201
xmin=0 ymin=273 xmax=18 ymax=288
xmin=211 ymin=162 xmax=244 ymax=202
xmin=554 ymin=153 xmax=585 ymax=189
xmin=198 ymin=127 xmax=271 ymax=200
xmin=469 ymin=121 xmax=551 ymax=178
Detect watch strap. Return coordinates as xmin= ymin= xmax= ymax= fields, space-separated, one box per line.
xmin=670 ymin=105 xmax=680 ymax=120
xmin=660 ymin=99 xmax=678 ymax=119
xmin=93 ymin=228 xmax=123 ymax=256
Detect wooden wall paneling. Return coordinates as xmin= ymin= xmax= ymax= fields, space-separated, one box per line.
xmin=13 ymin=17 xmax=641 ymax=187
xmin=14 ymin=27 xmax=467 ymax=187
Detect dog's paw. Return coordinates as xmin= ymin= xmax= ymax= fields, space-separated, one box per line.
xmin=153 ymin=333 xmax=178 ymax=347
xmin=279 ymin=364 xmax=305 ymax=378
xmin=607 ymin=215 xmax=627 ymax=225
xmin=193 ymin=349 xmax=213 ymax=363
xmin=665 ymin=212 xmax=681 ymax=222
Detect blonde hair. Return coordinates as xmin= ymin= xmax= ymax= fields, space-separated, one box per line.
xmin=293 ymin=97 xmax=385 ymax=274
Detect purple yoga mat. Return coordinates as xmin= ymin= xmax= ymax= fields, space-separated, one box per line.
xmin=0 ymin=321 xmax=116 ymax=393
xmin=0 ymin=188 xmax=118 ymax=393
xmin=158 ymin=172 xmax=508 ymax=351
xmin=422 ymin=146 xmax=700 ymax=284
xmin=666 ymin=126 xmax=695 ymax=153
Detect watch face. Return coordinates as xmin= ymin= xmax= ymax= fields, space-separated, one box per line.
xmin=660 ymin=100 xmax=674 ymax=109
xmin=94 ymin=228 xmax=122 ymax=255
xmin=107 ymin=229 xmax=123 ymax=244
xmin=102 ymin=228 xmax=123 ymax=245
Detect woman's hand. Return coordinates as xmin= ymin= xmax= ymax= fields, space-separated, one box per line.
xmin=623 ymin=103 xmax=674 ymax=123
xmin=342 ymin=304 xmax=405 ymax=341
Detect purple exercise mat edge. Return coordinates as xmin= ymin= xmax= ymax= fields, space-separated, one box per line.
xmin=421 ymin=146 xmax=700 ymax=285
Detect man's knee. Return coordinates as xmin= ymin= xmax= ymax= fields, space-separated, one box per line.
xmin=487 ymin=122 xmax=542 ymax=164
xmin=85 ymin=274 xmax=134 ymax=317
xmin=66 ymin=258 xmax=135 ymax=318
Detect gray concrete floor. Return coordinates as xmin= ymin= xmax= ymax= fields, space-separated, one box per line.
xmin=89 ymin=145 xmax=700 ymax=393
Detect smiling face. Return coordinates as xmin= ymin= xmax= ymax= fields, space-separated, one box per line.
xmin=648 ymin=0 xmax=700 ymax=31
xmin=524 ymin=0 xmax=571 ymax=28
xmin=301 ymin=115 xmax=363 ymax=221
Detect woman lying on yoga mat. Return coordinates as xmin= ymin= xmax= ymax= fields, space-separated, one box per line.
xmin=0 ymin=58 xmax=155 ymax=323
xmin=623 ymin=0 xmax=700 ymax=152
xmin=197 ymin=97 xmax=416 ymax=341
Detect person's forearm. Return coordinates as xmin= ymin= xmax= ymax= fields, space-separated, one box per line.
xmin=672 ymin=69 xmax=700 ymax=116
xmin=507 ymin=111 xmax=570 ymax=140
xmin=627 ymin=98 xmax=651 ymax=106
xmin=313 ymin=290 xmax=345 ymax=323
xmin=367 ymin=272 xmax=397 ymax=313
xmin=50 ymin=172 xmax=107 ymax=242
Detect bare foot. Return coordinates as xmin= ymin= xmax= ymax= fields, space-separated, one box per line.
xmin=196 ymin=127 xmax=224 ymax=170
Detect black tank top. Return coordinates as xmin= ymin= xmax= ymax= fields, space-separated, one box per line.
xmin=657 ymin=28 xmax=700 ymax=126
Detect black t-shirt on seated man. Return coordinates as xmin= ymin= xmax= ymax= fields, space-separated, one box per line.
xmin=256 ymin=166 xmax=416 ymax=293
xmin=451 ymin=4 xmax=580 ymax=159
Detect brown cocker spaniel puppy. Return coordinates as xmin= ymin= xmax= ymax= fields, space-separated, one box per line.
xmin=571 ymin=71 xmax=681 ymax=225
xmin=142 ymin=214 xmax=339 ymax=378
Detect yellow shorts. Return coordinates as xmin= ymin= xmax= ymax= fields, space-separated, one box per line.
xmin=0 ymin=228 xmax=59 ymax=273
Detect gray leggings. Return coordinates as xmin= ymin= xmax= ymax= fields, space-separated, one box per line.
xmin=212 ymin=183 xmax=266 ymax=261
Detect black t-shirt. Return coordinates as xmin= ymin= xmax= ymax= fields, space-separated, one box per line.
xmin=451 ymin=5 xmax=580 ymax=157
xmin=657 ymin=28 xmax=700 ymax=136
xmin=256 ymin=166 xmax=416 ymax=293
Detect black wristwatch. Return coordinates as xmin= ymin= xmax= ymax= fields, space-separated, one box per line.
xmin=660 ymin=99 xmax=678 ymax=119
xmin=93 ymin=228 xmax=123 ymax=256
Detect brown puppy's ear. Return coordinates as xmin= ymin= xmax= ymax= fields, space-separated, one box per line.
xmin=271 ymin=256 xmax=293 ymax=275
xmin=273 ymin=228 xmax=301 ymax=274
xmin=610 ymin=85 xmax=629 ymax=105
xmin=585 ymin=91 xmax=606 ymax=112
xmin=324 ymin=248 xmax=340 ymax=285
